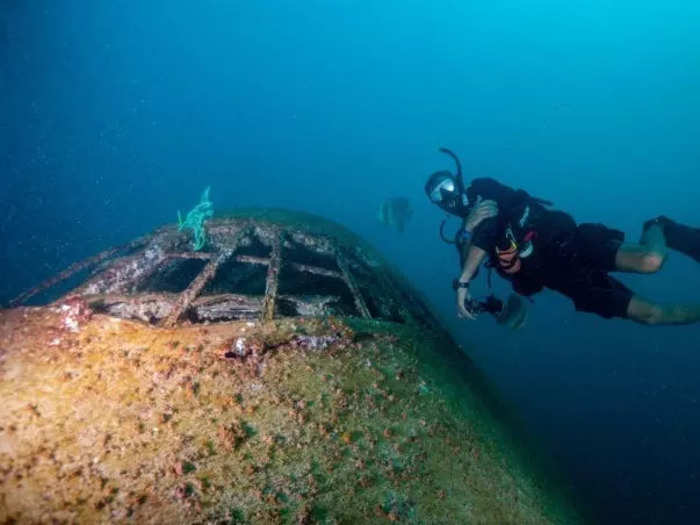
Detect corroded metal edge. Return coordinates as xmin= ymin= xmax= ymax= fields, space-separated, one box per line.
xmin=261 ymin=230 xmax=282 ymax=322
xmin=8 ymin=215 xmax=445 ymax=327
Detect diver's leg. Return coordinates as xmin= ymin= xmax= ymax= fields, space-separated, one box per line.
xmin=626 ymin=295 xmax=700 ymax=326
xmin=645 ymin=216 xmax=700 ymax=263
xmin=614 ymin=223 xmax=667 ymax=273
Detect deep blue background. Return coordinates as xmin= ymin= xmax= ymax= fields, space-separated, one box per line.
xmin=2 ymin=1 xmax=700 ymax=522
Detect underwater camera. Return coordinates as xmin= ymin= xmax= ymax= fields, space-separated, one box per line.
xmin=466 ymin=293 xmax=528 ymax=330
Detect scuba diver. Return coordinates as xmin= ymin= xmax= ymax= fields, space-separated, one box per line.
xmin=425 ymin=147 xmax=700 ymax=326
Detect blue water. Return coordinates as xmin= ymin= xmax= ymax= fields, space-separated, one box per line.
xmin=2 ymin=1 xmax=700 ymax=522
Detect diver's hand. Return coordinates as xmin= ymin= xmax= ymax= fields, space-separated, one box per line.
xmin=457 ymin=288 xmax=477 ymax=320
xmin=465 ymin=198 xmax=498 ymax=233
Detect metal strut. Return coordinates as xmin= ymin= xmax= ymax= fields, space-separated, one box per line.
xmin=336 ymin=250 xmax=371 ymax=319
xmin=261 ymin=230 xmax=282 ymax=322
xmin=161 ymin=227 xmax=249 ymax=327
xmin=8 ymin=236 xmax=148 ymax=307
xmin=162 ymin=249 xmax=231 ymax=327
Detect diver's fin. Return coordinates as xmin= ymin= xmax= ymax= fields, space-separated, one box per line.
xmin=645 ymin=216 xmax=700 ymax=263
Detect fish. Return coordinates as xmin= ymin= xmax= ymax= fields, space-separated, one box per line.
xmin=377 ymin=197 xmax=413 ymax=233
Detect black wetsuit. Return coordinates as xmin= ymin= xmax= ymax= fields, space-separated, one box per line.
xmin=466 ymin=177 xmax=633 ymax=319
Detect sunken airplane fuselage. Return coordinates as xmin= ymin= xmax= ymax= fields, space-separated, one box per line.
xmin=377 ymin=197 xmax=413 ymax=233
xmin=0 ymin=209 xmax=582 ymax=524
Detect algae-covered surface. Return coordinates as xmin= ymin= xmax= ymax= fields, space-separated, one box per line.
xmin=0 ymin=302 xmax=582 ymax=524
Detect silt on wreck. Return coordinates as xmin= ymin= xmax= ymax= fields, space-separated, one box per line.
xmin=0 ymin=209 xmax=583 ymax=523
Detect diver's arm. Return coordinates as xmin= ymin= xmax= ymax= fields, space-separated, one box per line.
xmin=464 ymin=199 xmax=498 ymax=233
xmin=456 ymin=245 xmax=488 ymax=320
xmin=455 ymin=200 xmax=498 ymax=320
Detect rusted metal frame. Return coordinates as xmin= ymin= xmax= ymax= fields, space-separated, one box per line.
xmin=261 ymin=230 xmax=282 ymax=322
xmin=85 ymin=292 xmax=253 ymax=309
xmin=82 ymin=292 xmax=341 ymax=323
xmin=161 ymin=250 xmax=232 ymax=326
xmin=82 ymin=292 xmax=260 ymax=323
xmin=117 ymin=251 xmax=211 ymax=298
xmin=335 ymin=250 xmax=371 ymax=319
xmin=83 ymin=292 xmax=178 ymax=323
xmin=175 ymin=293 xmax=338 ymax=313
xmin=165 ymin=252 xmax=213 ymax=260
xmin=193 ymin=294 xmax=342 ymax=319
xmin=71 ymin=246 xmax=165 ymax=297
xmin=235 ymin=255 xmax=269 ymax=266
xmin=191 ymin=294 xmax=263 ymax=322
xmin=192 ymin=293 xmax=262 ymax=307
xmin=236 ymin=255 xmax=341 ymax=279
xmin=7 ymin=237 xmax=147 ymax=307
xmin=84 ymin=292 xmax=178 ymax=305
xmin=161 ymin=228 xmax=249 ymax=326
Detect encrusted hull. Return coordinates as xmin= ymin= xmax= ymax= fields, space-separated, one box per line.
xmin=1 ymin=210 xmax=582 ymax=523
